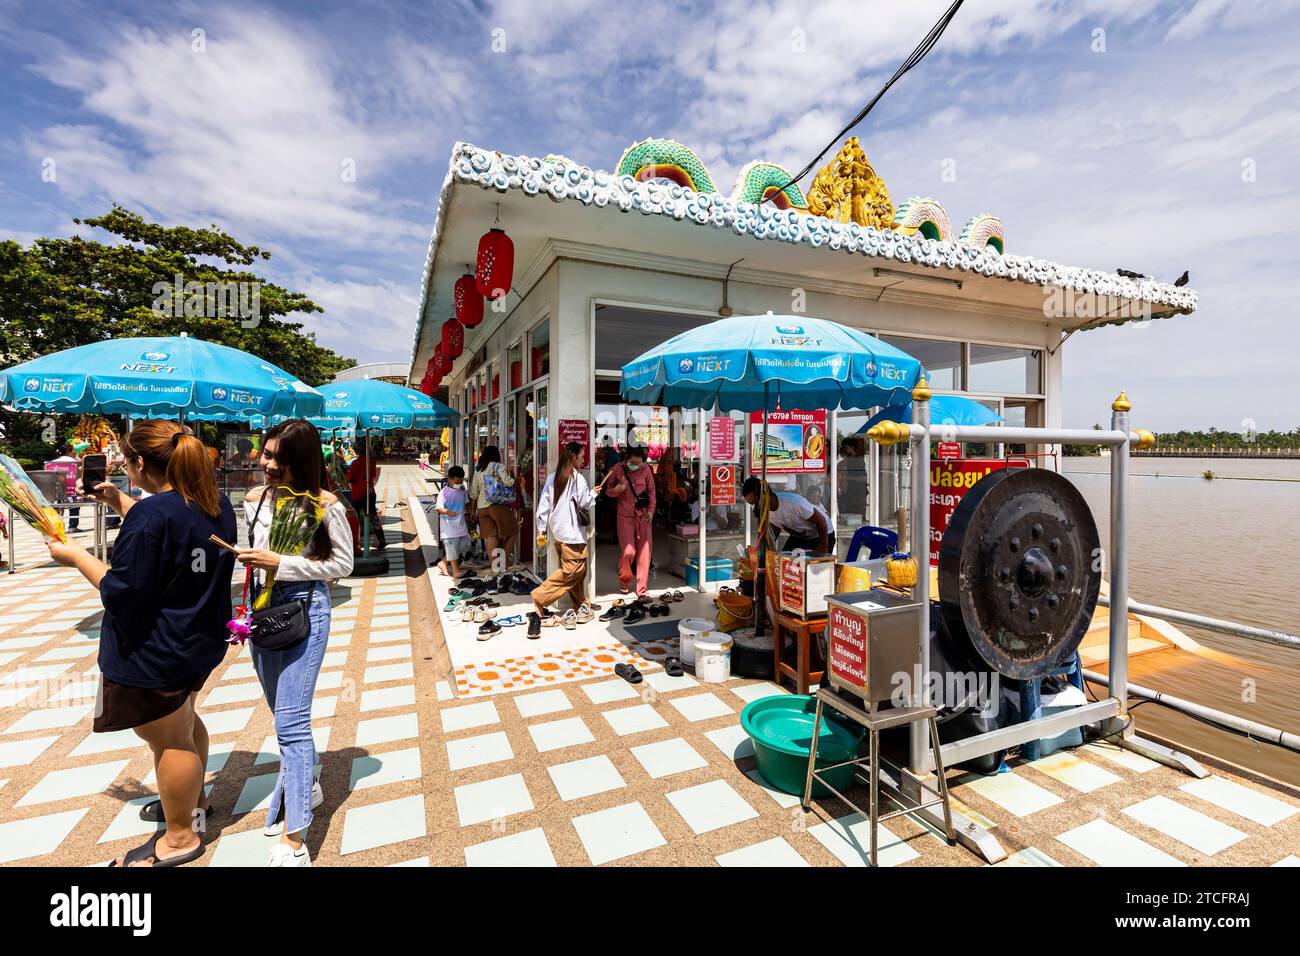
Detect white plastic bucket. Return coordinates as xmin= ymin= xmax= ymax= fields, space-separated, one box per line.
xmin=694 ymin=632 xmax=732 ymax=683
xmin=678 ymin=617 xmax=715 ymax=667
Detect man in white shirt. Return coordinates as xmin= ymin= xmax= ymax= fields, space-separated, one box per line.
xmin=742 ymin=476 xmax=830 ymax=554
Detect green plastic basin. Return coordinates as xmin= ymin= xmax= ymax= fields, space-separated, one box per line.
xmin=740 ymin=694 xmax=865 ymax=797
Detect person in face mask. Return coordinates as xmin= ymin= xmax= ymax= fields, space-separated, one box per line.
xmin=603 ymin=447 xmax=656 ymax=597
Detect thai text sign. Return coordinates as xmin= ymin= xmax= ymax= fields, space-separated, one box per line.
xmin=709 ymin=464 xmax=736 ymax=505
xmin=748 ymin=409 xmax=827 ymax=474
xmin=827 ymin=603 xmax=868 ymax=690
xmin=928 ymin=458 xmax=1030 ymax=566
xmin=709 ymin=417 xmax=737 ymax=462
xmin=558 ymin=419 xmax=590 ymax=468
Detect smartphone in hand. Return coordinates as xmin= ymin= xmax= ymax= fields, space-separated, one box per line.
xmin=81 ymin=454 xmax=107 ymax=491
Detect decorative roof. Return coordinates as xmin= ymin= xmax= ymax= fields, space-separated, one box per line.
xmin=410 ymin=140 xmax=1197 ymax=372
xmin=893 ymin=197 xmax=956 ymax=243
xmin=805 ymin=136 xmax=894 ymax=231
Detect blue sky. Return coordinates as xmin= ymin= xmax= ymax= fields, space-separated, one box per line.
xmin=2 ymin=0 xmax=1298 ymax=430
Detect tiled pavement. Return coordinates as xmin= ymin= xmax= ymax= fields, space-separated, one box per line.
xmin=1 ymin=464 xmax=1299 ymax=866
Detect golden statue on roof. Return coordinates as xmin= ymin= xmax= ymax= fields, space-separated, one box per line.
xmin=805 ymin=136 xmax=894 ymax=231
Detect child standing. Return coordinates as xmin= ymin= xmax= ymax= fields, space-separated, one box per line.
xmin=434 ymin=466 xmax=470 ymax=577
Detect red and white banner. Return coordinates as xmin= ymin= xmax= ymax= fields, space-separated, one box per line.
xmin=709 ymin=464 xmax=736 ymax=506
xmin=928 ymin=458 xmax=1030 ymax=566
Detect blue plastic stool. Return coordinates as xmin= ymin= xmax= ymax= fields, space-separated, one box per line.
xmin=846 ymin=526 xmax=899 ymax=562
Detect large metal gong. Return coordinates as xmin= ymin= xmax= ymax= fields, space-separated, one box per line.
xmin=939 ymin=468 xmax=1100 ymax=680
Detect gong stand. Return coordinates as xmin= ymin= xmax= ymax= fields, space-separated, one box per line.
xmin=865 ymin=390 xmax=1205 ymax=865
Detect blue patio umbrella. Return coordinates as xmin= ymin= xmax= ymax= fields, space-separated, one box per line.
xmin=0 ymin=335 xmax=323 ymax=421
xmin=860 ymin=395 xmax=1004 ymax=431
xmin=298 ymin=379 xmax=457 ymax=575
xmin=317 ymin=379 xmax=458 ymax=431
xmin=620 ymin=313 xmax=923 ymax=634
xmin=621 ymin=313 xmax=923 ymax=412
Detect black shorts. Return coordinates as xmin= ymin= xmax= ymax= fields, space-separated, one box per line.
xmin=93 ymin=671 xmax=211 ymax=733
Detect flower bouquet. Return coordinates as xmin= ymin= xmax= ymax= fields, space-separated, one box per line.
xmin=0 ymin=454 xmax=67 ymax=543
xmin=252 ymin=486 xmax=325 ymax=610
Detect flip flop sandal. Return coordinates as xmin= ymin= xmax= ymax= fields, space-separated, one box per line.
xmin=671 ymin=590 xmax=684 ymax=603
xmin=139 ymin=799 xmax=216 ymax=823
xmin=110 ymin=831 xmax=204 ymax=868
xmin=663 ymin=656 xmax=685 ymax=677
xmin=541 ymin=615 xmax=564 ymax=628
xmin=614 ymin=663 xmax=643 ymax=684
xmin=498 ymin=615 xmax=525 ymax=627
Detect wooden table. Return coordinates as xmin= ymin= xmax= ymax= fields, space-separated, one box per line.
xmin=770 ymin=606 xmax=828 ymax=694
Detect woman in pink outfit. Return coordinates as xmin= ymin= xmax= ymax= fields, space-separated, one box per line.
xmin=603 ymin=447 xmax=656 ymax=597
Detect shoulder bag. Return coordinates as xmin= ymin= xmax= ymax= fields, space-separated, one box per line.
xmin=244 ymin=490 xmax=311 ymax=650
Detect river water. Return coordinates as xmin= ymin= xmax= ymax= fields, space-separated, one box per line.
xmin=1063 ymin=456 xmax=1300 ymax=785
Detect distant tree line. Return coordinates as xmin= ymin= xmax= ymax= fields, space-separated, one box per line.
xmin=1063 ymin=424 xmax=1300 ymax=456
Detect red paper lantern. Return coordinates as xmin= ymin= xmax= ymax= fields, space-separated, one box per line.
xmin=491 ymin=373 xmax=499 ymax=400
xmin=531 ymin=348 xmax=546 ymax=380
xmin=475 ymin=228 xmax=514 ymax=300
xmin=431 ymin=345 xmax=446 ymax=380
xmin=509 ymin=360 xmax=522 ymax=390
xmin=441 ymin=318 xmax=464 ymax=359
xmin=453 ymin=274 xmax=483 ymax=327
xmin=479 ymin=383 xmax=487 ymax=404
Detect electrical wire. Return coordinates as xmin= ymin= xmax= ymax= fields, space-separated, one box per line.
xmin=765 ymin=0 xmax=967 ymax=203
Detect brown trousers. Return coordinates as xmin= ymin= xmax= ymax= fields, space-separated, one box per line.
xmin=533 ymin=542 xmax=588 ymax=609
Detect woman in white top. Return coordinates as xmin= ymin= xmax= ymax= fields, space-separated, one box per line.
xmin=237 ymin=420 xmax=354 ymax=867
xmin=529 ymin=441 xmax=596 ymax=637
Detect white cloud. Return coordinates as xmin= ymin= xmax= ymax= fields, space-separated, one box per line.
xmin=291 ymin=274 xmax=420 ymax=366
xmin=24 ymin=11 xmax=466 ymax=252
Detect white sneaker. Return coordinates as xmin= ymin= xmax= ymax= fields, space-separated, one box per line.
xmin=268 ymin=843 xmax=312 ymax=867
xmin=264 ymin=780 xmax=324 ymax=836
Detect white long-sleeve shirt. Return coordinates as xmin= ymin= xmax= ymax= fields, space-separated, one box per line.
xmin=535 ymin=471 xmax=594 ymax=545
xmin=244 ymin=490 xmax=356 ymax=582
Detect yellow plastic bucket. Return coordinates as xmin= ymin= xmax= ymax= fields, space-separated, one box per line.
xmin=716 ymin=588 xmax=754 ymax=632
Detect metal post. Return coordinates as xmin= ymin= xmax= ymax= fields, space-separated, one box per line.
xmin=909 ymin=375 xmax=931 ymax=773
xmin=829 ymin=408 xmax=838 ymax=554
xmin=755 ymin=383 xmax=770 ymax=637
xmin=869 ymin=436 xmax=880 ymax=527
xmin=1107 ymin=392 xmax=1130 ymax=727
xmin=699 ymin=408 xmax=708 ymax=593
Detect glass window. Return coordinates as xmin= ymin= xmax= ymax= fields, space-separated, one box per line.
xmin=835 ymin=412 xmax=873 ymax=559
xmin=594 ymin=306 xmax=707 ymax=372
xmin=531 ymin=322 xmax=550 ymax=380
xmin=880 ymin=335 xmax=962 ymax=390
xmin=507 ymin=340 xmax=523 ymax=391
xmin=969 ymin=344 xmax=1041 ymax=395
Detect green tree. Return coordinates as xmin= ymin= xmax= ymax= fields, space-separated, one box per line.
xmin=0 ymin=205 xmax=354 ymax=384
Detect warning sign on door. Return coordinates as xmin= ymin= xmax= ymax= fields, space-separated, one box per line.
xmin=709 ymin=464 xmax=736 ymax=506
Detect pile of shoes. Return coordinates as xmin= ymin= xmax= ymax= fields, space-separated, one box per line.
xmin=526 ymin=603 xmax=596 ymax=639
xmin=599 ymin=591 xmax=683 ymax=624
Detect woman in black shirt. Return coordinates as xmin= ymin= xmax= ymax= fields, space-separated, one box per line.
xmin=45 ymin=420 xmax=236 ymax=867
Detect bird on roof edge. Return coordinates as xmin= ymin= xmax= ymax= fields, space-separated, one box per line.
xmin=1174 ymin=270 xmax=1190 ymax=286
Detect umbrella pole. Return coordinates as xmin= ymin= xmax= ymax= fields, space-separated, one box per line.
xmin=755 ymin=384 xmax=769 ymax=638
xmin=362 ymin=428 xmax=372 ymax=560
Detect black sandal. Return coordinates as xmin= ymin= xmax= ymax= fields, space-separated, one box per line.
xmin=110 ymin=831 xmax=204 ymax=868
xmin=663 ymin=656 xmax=684 ymax=677
xmin=139 ymin=799 xmax=216 ymax=823
xmin=614 ymin=663 xmax=643 ymax=684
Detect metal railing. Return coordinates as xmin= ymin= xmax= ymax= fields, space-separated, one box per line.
xmin=864 ymin=386 xmax=1300 ymax=861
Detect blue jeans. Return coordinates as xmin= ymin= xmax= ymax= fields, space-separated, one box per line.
xmin=250 ymin=579 xmax=331 ymax=835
